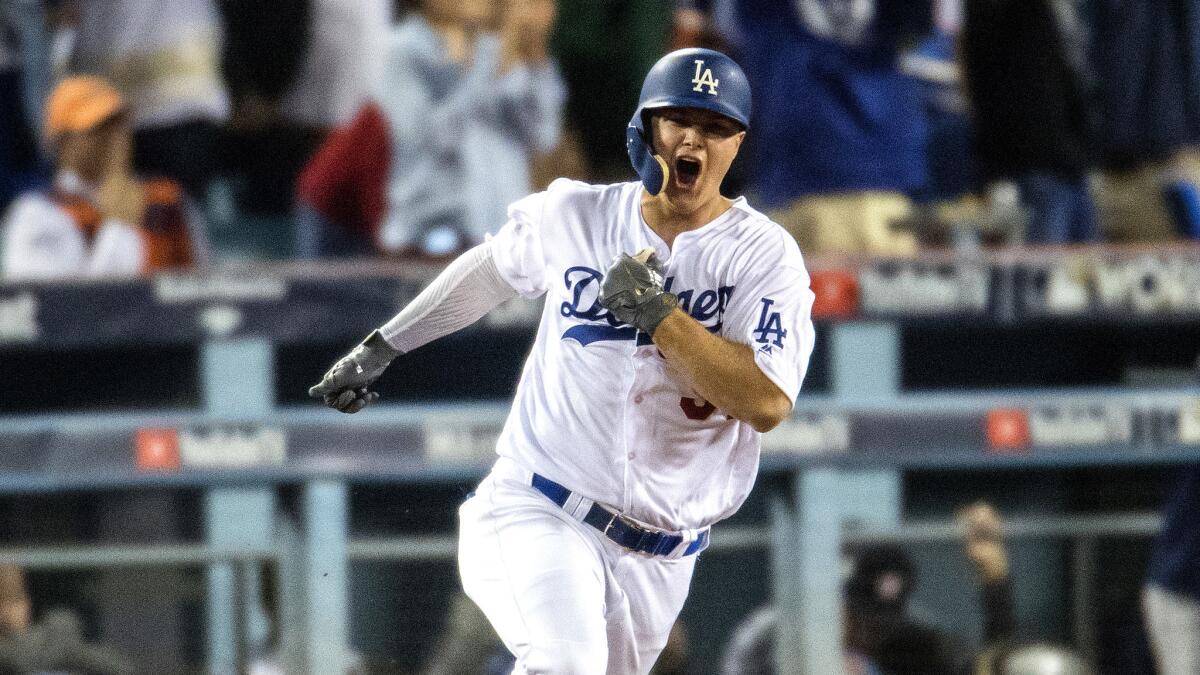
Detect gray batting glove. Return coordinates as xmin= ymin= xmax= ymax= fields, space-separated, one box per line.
xmin=308 ymin=330 xmax=402 ymax=413
xmin=599 ymin=248 xmax=679 ymax=336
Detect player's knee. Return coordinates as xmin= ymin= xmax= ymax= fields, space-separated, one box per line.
xmin=522 ymin=641 xmax=606 ymax=675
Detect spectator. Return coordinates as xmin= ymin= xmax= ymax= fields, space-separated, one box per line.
xmin=215 ymin=0 xmax=313 ymax=220
xmin=958 ymin=502 xmax=1017 ymax=672
xmin=0 ymin=0 xmax=52 ymax=213
xmin=963 ymin=503 xmax=1095 ymax=675
xmin=218 ymin=0 xmax=390 ymax=220
xmin=897 ymin=1 xmax=999 ymax=250
xmin=1 ymin=76 xmax=207 ymax=280
xmin=298 ymin=0 xmax=565 ymax=258
xmin=1 ymin=0 xmax=52 ymax=139
xmin=901 ymin=3 xmax=975 ymax=206
xmin=294 ymin=100 xmax=391 ymax=258
xmin=0 ymin=565 xmax=136 ymax=675
xmin=277 ymin=0 xmax=390 ymax=135
xmin=961 ymin=0 xmax=1098 ymax=244
xmin=671 ymin=1 xmax=734 ymax=52
xmin=843 ymin=544 xmax=961 ymax=675
xmin=1143 ymin=466 xmax=1200 ymax=675
xmin=1089 ymin=1 xmax=1200 ymax=242
xmin=720 ymin=544 xmax=953 ymax=675
xmin=706 ymin=0 xmax=930 ymax=256
xmin=720 ymin=502 xmax=1021 ymax=675
xmin=62 ymin=0 xmax=230 ymax=202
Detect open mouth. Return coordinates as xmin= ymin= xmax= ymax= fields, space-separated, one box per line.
xmin=675 ymin=157 xmax=702 ymax=189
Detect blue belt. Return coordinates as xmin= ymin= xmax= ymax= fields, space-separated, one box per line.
xmin=531 ymin=473 xmax=709 ymax=558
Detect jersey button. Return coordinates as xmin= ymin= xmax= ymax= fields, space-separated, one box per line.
xmin=627 ymin=452 xmax=636 ymax=460
xmin=633 ymin=395 xmax=644 ymax=404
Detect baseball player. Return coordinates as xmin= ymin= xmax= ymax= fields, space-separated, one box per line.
xmin=310 ymin=47 xmax=816 ymax=674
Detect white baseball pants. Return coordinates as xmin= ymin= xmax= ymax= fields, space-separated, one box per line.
xmin=458 ymin=460 xmax=697 ymax=675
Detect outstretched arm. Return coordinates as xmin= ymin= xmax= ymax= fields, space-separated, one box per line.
xmin=309 ymin=241 xmax=518 ymax=412
xmin=377 ymin=240 xmax=517 ymax=352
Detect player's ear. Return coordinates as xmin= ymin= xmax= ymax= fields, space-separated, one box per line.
xmin=733 ymin=130 xmax=746 ymax=152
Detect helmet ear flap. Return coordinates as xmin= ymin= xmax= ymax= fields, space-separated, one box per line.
xmin=626 ymin=116 xmax=670 ymax=196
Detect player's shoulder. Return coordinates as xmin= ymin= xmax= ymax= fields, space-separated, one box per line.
xmin=544 ymin=177 xmax=638 ymax=203
xmin=725 ymin=198 xmax=806 ymax=269
xmin=522 ymin=178 xmax=638 ymax=216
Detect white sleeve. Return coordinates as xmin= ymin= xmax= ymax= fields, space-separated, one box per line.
xmin=0 ymin=195 xmax=87 ymax=280
xmin=378 ymin=239 xmax=519 ymax=353
xmin=721 ymin=231 xmax=816 ymax=404
xmin=488 ymin=187 xmax=552 ymax=298
xmin=86 ymin=218 xmax=144 ymax=278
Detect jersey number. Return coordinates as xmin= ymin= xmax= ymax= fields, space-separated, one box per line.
xmin=680 ymin=397 xmax=717 ymax=420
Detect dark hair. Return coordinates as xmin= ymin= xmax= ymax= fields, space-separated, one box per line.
xmin=844 ymin=544 xmax=916 ymax=611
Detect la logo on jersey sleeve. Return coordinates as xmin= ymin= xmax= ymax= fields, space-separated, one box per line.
xmin=752 ymin=298 xmax=788 ymax=354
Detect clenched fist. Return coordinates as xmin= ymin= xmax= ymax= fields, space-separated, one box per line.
xmin=308 ymin=330 xmax=401 ymax=413
xmin=598 ymin=247 xmax=679 ymax=336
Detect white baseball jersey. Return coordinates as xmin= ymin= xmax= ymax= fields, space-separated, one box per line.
xmin=488 ymin=178 xmax=816 ymax=531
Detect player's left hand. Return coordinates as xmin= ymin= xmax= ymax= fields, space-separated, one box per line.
xmin=308 ymin=330 xmax=401 ymax=413
xmin=599 ymin=247 xmax=680 ymax=336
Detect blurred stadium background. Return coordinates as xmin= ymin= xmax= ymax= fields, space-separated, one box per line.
xmin=2 ymin=0 xmax=1200 ymax=674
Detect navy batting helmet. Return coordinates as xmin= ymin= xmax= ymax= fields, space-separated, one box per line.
xmin=626 ymin=48 xmax=752 ymax=196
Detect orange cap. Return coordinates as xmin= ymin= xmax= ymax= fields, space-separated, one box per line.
xmin=45 ymin=76 xmax=125 ymax=140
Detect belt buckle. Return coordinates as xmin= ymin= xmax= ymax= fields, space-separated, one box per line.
xmin=605 ymin=511 xmax=655 ymax=552
xmin=604 ymin=512 xmax=666 ymax=555
xmin=603 ymin=511 xmax=634 ymax=536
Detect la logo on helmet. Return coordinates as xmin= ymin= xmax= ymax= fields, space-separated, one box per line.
xmin=691 ymin=59 xmax=719 ymax=95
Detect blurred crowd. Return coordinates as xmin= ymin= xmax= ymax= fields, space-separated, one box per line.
xmin=3 ymin=0 xmax=1200 ymax=281
xmin=2 ymin=1 xmax=1200 ymax=674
